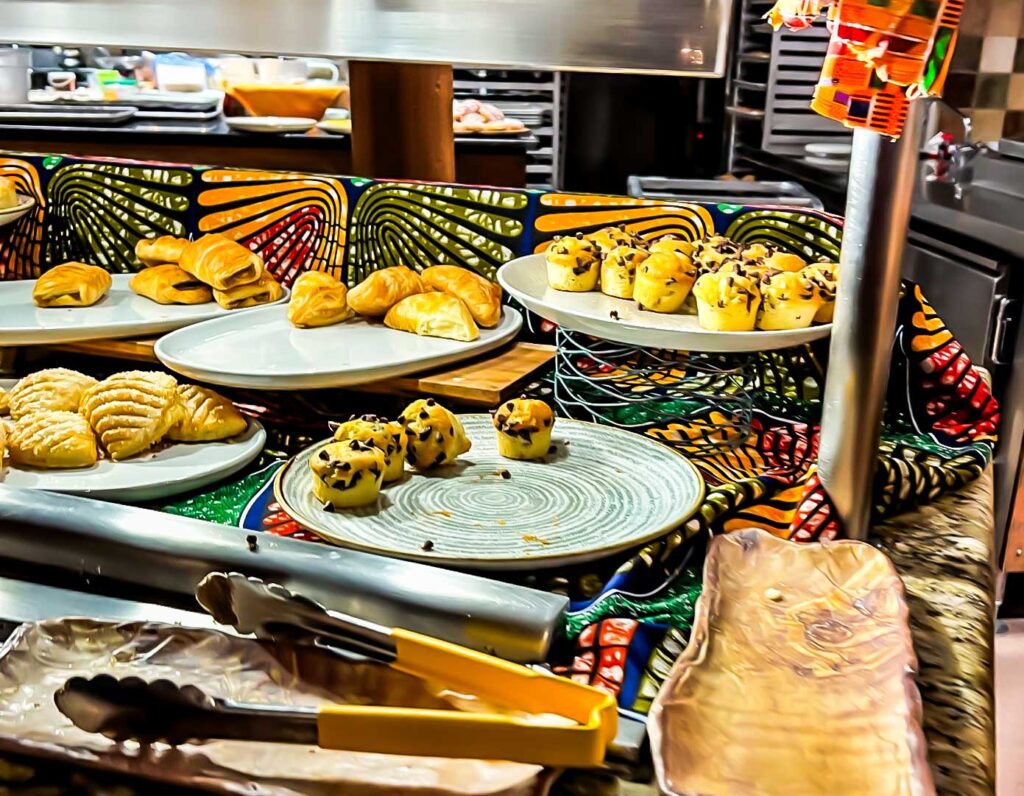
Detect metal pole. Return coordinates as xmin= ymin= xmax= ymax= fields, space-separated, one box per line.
xmin=818 ymin=100 xmax=922 ymax=540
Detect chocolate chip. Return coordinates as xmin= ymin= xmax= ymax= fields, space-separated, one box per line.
xmin=506 ymin=402 xmax=514 ymax=411
xmin=426 ymin=398 xmax=436 ymax=406
xmin=422 ymin=540 xmax=435 ymax=552
xmin=448 ymin=426 xmax=454 ymax=436
xmin=318 ymin=449 xmax=330 ymax=461
xmin=548 ymin=445 xmax=557 ymax=454
xmin=419 ymin=410 xmax=429 ymax=419
xmin=348 ymin=440 xmax=361 ymax=450
xmin=246 ymin=534 xmax=258 ymax=551
xmin=610 ymin=310 xmax=620 ymax=321
xmin=418 ymin=428 xmax=432 ymax=441
xmin=323 ymin=502 xmax=335 ymax=513
xmin=433 ymin=451 xmax=447 ymax=466
xmin=340 ymin=462 xmax=351 ymax=471
xmin=544 ymin=418 xmax=551 ymax=427
xmin=500 ymin=469 xmax=511 ymax=479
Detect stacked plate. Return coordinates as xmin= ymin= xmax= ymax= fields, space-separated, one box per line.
xmin=803 ymin=142 xmax=852 ymax=172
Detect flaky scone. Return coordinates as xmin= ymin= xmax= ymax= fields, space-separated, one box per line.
xmin=167 ymin=384 xmax=248 ymax=442
xmin=398 ymin=398 xmax=471 ymax=471
xmin=8 ymin=368 xmax=98 ymax=421
xmin=9 ymin=411 xmax=98 ymax=469
xmin=79 ymin=371 xmax=184 ymax=460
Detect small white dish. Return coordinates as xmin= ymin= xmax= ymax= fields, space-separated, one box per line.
xmin=0 ymin=194 xmax=35 ymax=228
xmin=225 ymin=116 xmax=317 ymax=134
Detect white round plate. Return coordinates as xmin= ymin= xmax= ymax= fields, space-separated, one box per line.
xmin=155 ymin=305 xmax=523 ymax=390
xmin=316 ymin=119 xmax=351 ymax=135
xmin=225 ymin=116 xmax=317 ymax=133
xmin=0 ymin=194 xmax=35 ymax=228
xmin=804 ymin=142 xmax=853 ymax=158
xmin=0 ymin=274 xmax=289 ymax=346
xmin=275 ymin=415 xmax=704 ymax=569
xmin=498 ymin=254 xmax=831 ymax=352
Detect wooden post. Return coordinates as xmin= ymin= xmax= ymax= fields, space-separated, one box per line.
xmin=349 ymin=60 xmax=455 ymax=182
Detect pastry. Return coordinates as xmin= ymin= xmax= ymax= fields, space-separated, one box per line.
xmin=692 ymin=271 xmax=762 ymax=331
xmin=135 ymin=235 xmax=189 ymax=266
xmin=332 ymin=415 xmax=407 ymax=482
xmin=310 ymin=439 xmax=386 ymax=509
xmin=804 ymin=261 xmax=838 ymax=322
xmin=167 ymin=384 xmax=248 ymax=442
xmin=600 ymin=246 xmax=649 ymax=300
xmin=0 ymin=176 xmax=17 ymax=210
xmin=634 ymin=251 xmax=699 ymax=313
xmin=347 ymin=266 xmax=426 ymax=317
xmin=762 ymin=249 xmax=807 ymax=272
xmin=587 ymin=225 xmax=640 ymax=254
xmin=493 ymin=397 xmax=555 ymax=460
xmin=79 ymin=370 xmax=184 ymax=460
xmin=287 ymin=271 xmax=353 ymax=328
xmin=757 ymin=271 xmax=824 ymax=331
xmin=8 ymin=411 xmax=98 ymax=469
xmin=421 ymin=265 xmax=502 ymax=328
xmin=0 ymin=416 xmax=5 ymax=468
xmin=692 ymin=236 xmax=741 ymax=272
xmin=212 ymin=273 xmax=284 ymax=310
xmin=384 ymin=292 xmax=480 ymax=342
xmin=398 ymin=398 xmax=471 ymax=471
xmin=718 ymin=259 xmax=779 ymax=282
xmin=129 ymin=264 xmax=213 ymax=305
xmin=179 ymin=234 xmax=265 ymax=290
xmin=0 ymin=387 xmax=8 ymax=416
xmin=545 ymin=234 xmax=600 ymax=292
xmin=8 ymin=368 xmax=97 ymax=421
xmin=740 ymin=241 xmax=778 ymax=262
xmin=649 ymin=236 xmax=696 ymax=258
xmin=32 ymin=263 xmax=112 ymax=308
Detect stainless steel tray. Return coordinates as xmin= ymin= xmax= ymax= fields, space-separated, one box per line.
xmin=0 ymin=103 xmax=137 ymax=124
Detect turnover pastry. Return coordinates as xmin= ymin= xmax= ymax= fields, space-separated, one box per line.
xmin=347 ymin=266 xmax=425 ymax=317
xmin=545 ymin=234 xmax=600 ymax=292
xmin=180 ymin=234 xmax=265 ymax=291
xmin=79 ymin=370 xmax=184 ymax=460
xmin=693 ymin=271 xmax=762 ymax=331
xmin=0 ymin=176 xmax=17 ymax=210
xmin=587 ymin=225 xmax=641 ymax=254
xmin=287 ymin=271 xmax=352 ymax=328
xmin=803 ymin=261 xmax=838 ymax=322
xmin=8 ymin=368 xmax=97 ymax=421
xmin=634 ymin=251 xmax=698 ymax=313
xmin=130 ymin=264 xmax=212 ymax=305
xmin=398 ymin=398 xmax=471 ymax=471
xmin=32 ymin=263 xmax=112 ymax=308
xmin=9 ymin=411 xmax=98 ymax=469
xmin=601 ymin=246 xmax=649 ymax=300
xmin=311 ymin=439 xmax=386 ymax=509
xmin=493 ymin=397 xmax=554 ymax=460
xmin=213 ymin=273 xmax=283 ymax=310
xmin=421 ymin=265 xmax=502 ymax=328
xmin=384 ymin=292 xmax=480 ymax=342
xmin=757 ymin=271 xmax=824 ymax=331
xmin=332 ymin=415 xmax=407 ymax=482
xmin=762 ymin=249 xmax=807 ymax=272
xmin=135 ymin=235 xmax=189 ymax=266
xmin=693 ymin=236 xmax=741 ymax=273
xmin=168 ymin=384 xmax=248 ymax=442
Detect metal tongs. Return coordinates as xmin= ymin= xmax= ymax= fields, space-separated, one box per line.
xmin=54 ymin=573 xmax=617 ymax=767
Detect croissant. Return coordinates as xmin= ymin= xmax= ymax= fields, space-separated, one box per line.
xmin=32 ymin=263 xmax=112 ymax=308
xmin=179 ymin=234 xmax=265 ymax=291
xmin=135 ymin=235 xmax=189 ymax=266
xmin=384 ymin=292 xmax=479 ymax=342
xmin=8 ymin=368 xmax=97 ymax=421
xmin=347 ymin=266 xmax=425 ymax=317
xmin=421 ymin=265 xmax=502 ymax=328
xmin=9 ymin=411 xmax=98 ymax=469
xmin=130 ymin=264 xmax=213 ymax=305
xmin=167 ymin=384 xmax=248 ymax=442
xmin=79 ymin=371 xmax=184 ymax=460
xmin=213 ymin=273 xmax=284 ymax=310
xmin=287 ymin=271 xmax=352 ymax=328
xmin=0 ymin=386 xmax=9 ymax=416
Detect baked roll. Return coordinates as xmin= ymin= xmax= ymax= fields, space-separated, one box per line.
xmin=493 ymin=397 xmax=554 ymax=460
xmin=347 ymin=266 xmax=426 ymax=317
xmin=693 ymin=236 xmax=742 ymax=273
xmin=310 ymin=439 xmax=386 ymax=509
xmin=213 ymin=273 xmax=283 ymax=310
xmin=649 ymin=236 xmax=696 ymax=259
xmin=332 ymin=415 xmax=407 ymax=482
xmin=803 ymin=261 xmax=838 ymax=322
xmin=167 ymin=384 xmax=248 ymax=442
xmin=287 ymin=271 xmax=352 ymax=328
xmin=600 ymin=246 xmax=650 ymax=300
xmin=398 ymin=398 xmax=471 ymax=471
xmin=545 ymin=234 xmax=600 ymax=292
xmin=718 ymin=259 xmax=779 ymax=283
xmin=9 ymin=411 xmax=98 ymax=469
xmin=32 ymin=263 xmax=112 ymax=308
xmin=762 ymin=250 xmax=807 ymax=272
xmin=421 ymin=265 xmax=502 ymax=328
xmin=79 ymin=370 xmax=184 ymax=460
xmin=757 ymin=271 xmax=824 ymax=331
xmin=0 ymin=386 xmax=9 ymax=416
xmin=8 ymin=368 xmax=97 ymax=421
xmin=180 ymin=234 xmax=265 ymax=291
xmin=135 ymin=235 xmax=189 ymax=266
xmin=384 ymin=292 xmax=480 ymax=342
xmin=0 ymin=176 xmax=17 ymax=210
xmin=740 ymin=242 xmax=777 ymax=262
xmin=634 ymin=251 xmax=699 ymax=313
xmin=130 ymin=264 xmax=212 ymax=305
xmin=587 ymin=225 xmax=641 ymax=254
xmin=693 ymin=271 xmax=762 ymax=331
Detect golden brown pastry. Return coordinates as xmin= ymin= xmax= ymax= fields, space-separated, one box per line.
xmin=213 ymin=273 xmax=284 ymax=310
xmin=757 ymin=271 xmax=824 ymax=331
xmin=32 ymin=263 xmax=112 ymax=308
xmin=421 ymin=265 xmax=502 ymax=328
xmin=332 ymin=415 xmax=407 ymax=482
xmin=79 ymin=371 xmax=184 ymax=461
xmin=287 ymin=271 xmax=352 ymax=328
xmin=347 ymin=266 xmax=426 ymax=317
xmin=129 ymin=264 xmax=212 ymax=305
xmin=693 ymin=236 xmax=742 ymax=273
xmin=600 ymin=246 xmax=649 ymax=300
xmin=545 ymin=234 xmax=600 ymax=292
xmin=634 ymin=251 xmax=699 ymax=313
xmin=179 ymin=233 xmax=265 ymax=291
xmin=311 ymin=439 xmax=387 ymax=509
xmin=586 ymin=225 xmax=641 ymax=254
xmin=398 ymin=398 xmax=471 ymax=471
xmin=0 ymin=387 xmax=8 ymax=417
xmin=740 ymin=241 xmax=777 ymax=262
xmin=718 ymin=259 xmax=779 ymax=282
xmin=135 ymin=235 xmax=189 ymax=266
xmin=384 ymin=292 xmax=480 ymax=342
xmin=167 ymin=384 xmax=248 ymax=442
xmin=0 ymin=176 xmax=17 ymax=210
xmin=649 ymin=236 xmax=696 ymax=259
xmin=762 ymin=249 xmax=807 ymax=272
xmin=803 ymin=262 xmax=838 ymax=323
xmin=0 ymin=416 xmax=6 ymax=468
xmin=8 ymin=368 xmax=97 ymax=421
xmin=493 ymin=397 xmax=554 ymax=460
xmin=692 ymin=271 xmax=762 ymax=331
xmin=8 ymin=411 xmax=98 ymax=469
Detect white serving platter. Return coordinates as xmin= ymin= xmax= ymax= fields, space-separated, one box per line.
xmin=0 ymin=194 xmax=35 ymax=228
xmin=225 ymin=116 xmax=317 ymax=133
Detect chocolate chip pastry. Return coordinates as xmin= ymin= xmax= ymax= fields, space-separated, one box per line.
xmin=493 ymin=397 xmax=554 ymax=460
xmin=310 ymin=439 xmax=387 ymax=509
xmin=398 ymin=398 xmax=471 ymax=471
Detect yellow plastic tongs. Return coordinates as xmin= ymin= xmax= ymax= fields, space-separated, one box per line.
xmin=54 ymin=573 xmax=617 ymax=768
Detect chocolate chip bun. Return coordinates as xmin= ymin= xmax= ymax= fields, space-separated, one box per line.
xmin=310 ymin=439 xmax=386 ymax=509
xmin=398 ymin=398 xmax=471 ymax=471
xmin=493 ymin=397 xmax=554 ymax=460
xmin=332 ymin=415 xmax=407 ymax=482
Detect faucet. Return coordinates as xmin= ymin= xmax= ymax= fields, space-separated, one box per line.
xmin=923 ymin=96 xmax=985 ymax=197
